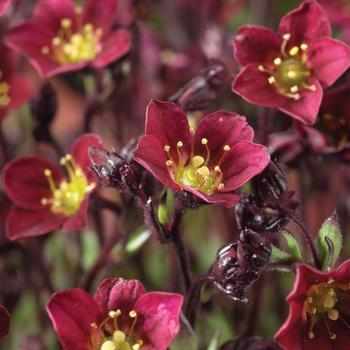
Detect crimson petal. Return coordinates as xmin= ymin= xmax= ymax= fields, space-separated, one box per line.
xmin=279 ymin=1 xmax=331 ymax=46
xmin=280 ymin=79 xmax=323 ymax=125
xmin=135 ymin=292 xmax=183 ymax=350
xmin=308 ymin=37 xmax=350 ymax=87
xmin=6 ymin=207 xmax=65 ymax=240
xmin=3 ymin=156 xmax=64 ymax=209
xmin=0 ymin=305 xmax=10 ymax=340
xmin=233 ymin=25 xmax=281 ymax=66
xmin=232 ymin=63 xmax=287 ymax=107
xmin=47 ymin=289 xmax=102 ymax=350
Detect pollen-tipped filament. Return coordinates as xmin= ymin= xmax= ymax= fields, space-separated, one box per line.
xmin=0 ymin=70 xmax=10 ymax=107
xmin=164 ymin=137 xmax=230 ymax=195
xmin=303 ymin=278 xmax=350 ymax=341
xmin=41 ymin=154 xmax=95 ymax=216
xmin=41 ymin=6 xmax=103 ymax=64
xmin=258 ymin=33 xmax=315 ymax=100
xmin=90 ymin=309 xmax=143 ymax=350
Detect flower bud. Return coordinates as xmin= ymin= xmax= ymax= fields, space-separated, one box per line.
xmin=212 ymin=229 xmax=271 ymax=302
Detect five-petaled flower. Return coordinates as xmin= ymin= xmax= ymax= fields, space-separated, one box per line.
xmin=275 ymin=261 xmax=350 ymax=350
xmin=3 ymin=133 xmax=103 ymax=240
xmin=232 ymin=0 xmax=350 ymax=125
xmin=0 ymin=305 xmax=10 ymax=340
xmin=134 ymin=99 xmax=270 ymax=208
xmin=0 ymin=45 xmax=33 ymax=121
xmin=5 ymin=0 xmax=132 ymax=77
xmin=47 ymin=277 xmax=183 ymax=350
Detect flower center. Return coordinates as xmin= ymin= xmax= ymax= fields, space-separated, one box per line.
xmin=0 ymin=70 xmax=10 ymax=107
xmin=41 ymin=154 xmax=95 ymax=216
xmin=90 ymin=309 xmax=143 ymax=350
xmin=164 ymin=137 xmax=230 ymax=195
xmin=258 ymin=33 xmax=314 ymax=100
xmin=316 ymin=113 xmax=349 ymax=147
xmin=41 ymin=6 xmax=103 ymax=64
xmin=304 ymin=278 xmax=342 ymax=341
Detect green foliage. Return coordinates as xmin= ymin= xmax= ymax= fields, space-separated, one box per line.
xmin=317 ymin=212 xmax=342 ymax=270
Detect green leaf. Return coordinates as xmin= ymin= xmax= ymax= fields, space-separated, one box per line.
xmin=157 ymin=189 xmax=174 ymax=225
xmin=282 ymin=230 xmax=303 ymax=260
xmin=125 ymin=228 xmax=152 ymax=255
xmin=207 ymin=331 xmax=220 ymax=350
xmin=270 ymin=244 xmax=293 ymax=263
xmin=317 ymin=212 xmax=342 ymax=270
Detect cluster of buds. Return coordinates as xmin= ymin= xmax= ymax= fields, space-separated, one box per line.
xmin=88 ymin=139 xmax=143 ymax=196
xmin=169 ymin=61 xmax=229 ymax=112
xmin=236 ymin=161 xmax=298 ymax=234
xmin=212 ymin=229 xmax=271 ymax=302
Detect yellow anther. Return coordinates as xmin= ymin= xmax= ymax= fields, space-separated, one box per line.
xmin=268 ymin=76 xmax=276 ymax=84
xmin=300 ymin=43 xmax=308 ymax=50
xmin=290 ymin=85 xmax=299 ymax=93
xmin=274 ymin=57 xmax=282 ymax=65
xmin=283 ymin=33 xmax=291 ymax=40
xmin=289 ymin=46 xmax=299 ymax=56
xmin=129 ymin=310 xmax=137 ymax=318
xmin=177 ymin=141 xmax=183 ymax=148
xmin=223 ymin=145 xmax=231 ymax=152
xmin=192 ymin=155 xmax=204 ymax=168
xmin=328 ymin=309 xmax=339 ymax=321
xmin=52 ymin=37 xmax=61 ymax=46
xmin=44 ymin=169 xmax=52 ymax=177
xmin=201 ymin=138 xmax=208 ymax=145
xmin=84 ymin=23 xmax=93 ymax=32
xmin=132 ymin=345 xmax=141 ymax=350
xmin=166 ymin=160 xmax=173 ymax=166
xmin=330 ymin=334 xmax=337 ymax=340
xmin=218 ymin=183 xmax=224 ymax=190
xmin=308 ymin=331 xmax=315 ymax=339
xmin=164 ymin=145 xmax=171 ymax=152
xmin=61 ymin=18 xmax=72 ymax=28
xmin=109 ymin=311 xmax=117 ymax=318
xmin=41 ymin=198 xmax=48 ymax=205
xmin=197 ymin=166 xmax=210 ymax=177
xmin=214 ymin=166 xmax=221 ymax=172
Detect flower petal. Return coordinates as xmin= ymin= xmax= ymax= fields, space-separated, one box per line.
xmin=232 ymin=63 xmax=287 ymax=107
xmin=6 ymin=207 xmax=65 ymax=240
xmin=233 ymin=25 xmax=281 ymax=66
xmin=33 ymin=0 xmax=75 ymax=32
xmin=308 ymin=38 xmax=350 ymax=87
xmin=184 ymin=188 xmax=240 ymax=208
xmin=135 ymin=292 xmax=183 ymax=350
xmin=221 ymin=140 xmax=270 ymax=191
xmin=145 ymin=100 xmax=192 ymax=163
xmin=92 ymin=29 xmax=132 ymax=68
xmin=280 ymin=79 xmax=323 ymax=125
xmin=47 ymin=288 xmax=101 ymax=350
xmin=71 ymin=133 xmax=104 ymax=176
xmin=0 ymin=0 xmax=10 ymax=16
xmin=194 ymin=110 xmax=254 ymax=166
xmin=3 ymin=157 xmax=64 ymax=209
xmin=134 ymin=135 xmax=181 ymax=191
xmin=82 ymin=0 xmax=118 ymax=35
xmin=0 ymin=305 xmax=10 ymax=340
xmin=279 ymin=1 xmax=331 ymax=45
xmin=274 ymin=302 xmax=305 ymax=350
xmin=7 ymin=75 xmax=33 ymax=110
xmin=95 ymin=278 xmax=145 ymax=315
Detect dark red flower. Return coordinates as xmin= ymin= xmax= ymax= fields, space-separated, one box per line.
xmin=3 ymin=133 xmax=103 ymax=240
xmin=0 ymin=305 xmax=10 ymax=340
xmin=134 ymin=100 xmax=270 ymax=208
xmin=232 ymin=1 xmax=350 ymax=125
xmin=0 ymin=45 xmax=33 ymax=121
xmin=275 ymin=261 xmax=350 ymax=350
xmin=5 ymin=0 xmax=132 ymax=77
xmin=0 ymin=0 xmax=10 ymax=15
xmin=47 ymin=277 xmax=183 ymax=350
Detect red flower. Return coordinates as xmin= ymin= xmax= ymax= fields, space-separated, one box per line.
xmin=5 ymin=0 xmax=132 ymax=77
xmin=0 ymin=45 xmax=33 ymax=121
xmin=0 ymin=305 xmax=10 ymax=340
xmin=0 ymin=0 xmax=10 ymax=15
xmin=47 ymin=277 xmax=183 ymax=350
xmin=275 ymin=261 xmax=350 ymax=350
xmin=3 ymin=133 xmax=103 ymax=240
xmin=232 ymin=1 xmax=350 ymax=125
xmin=134 ymin=100 xmax=270 ymax=208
